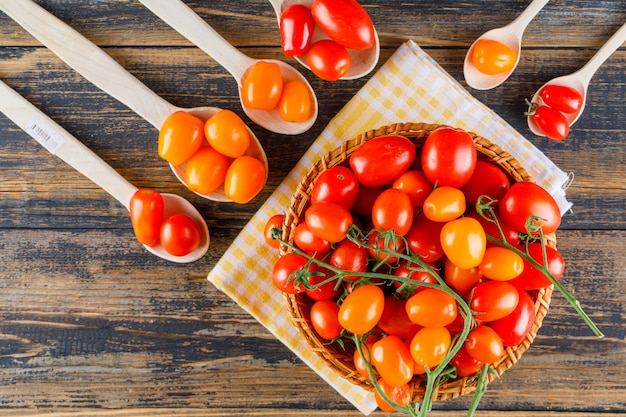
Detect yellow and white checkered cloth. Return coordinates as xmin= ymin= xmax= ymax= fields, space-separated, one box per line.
xmin=207 ymin=40 xmax=572 ymax=415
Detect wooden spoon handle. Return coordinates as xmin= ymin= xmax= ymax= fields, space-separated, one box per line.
xmin=0 ymin=0 xmax=175 ymax=129
xmin=575 ymin=21 xmax=626 ymax=86
xmin=0 ymin=79 xmax=137 ymax=210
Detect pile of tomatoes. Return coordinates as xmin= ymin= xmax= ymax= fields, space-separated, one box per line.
xmin=279 ymin=0 xmax=376 ymax=80
xmin=158 ymin=109 xmax=266 ymax=204
xmin=265 ymin=127 xmax=564 ymax=413
xmin=526 ymin=84 xmax=584 ymax=141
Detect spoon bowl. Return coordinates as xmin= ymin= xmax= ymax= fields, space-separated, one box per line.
xmin=0 ymin=79 xmax=209 ymax=264
xmin=464 ymin=0 xmax=549 ymax=90
xmin=0 ymin=0 xmax=268 ymax=203
xmin=267 ymin=0 xmax=380 ymax=80
xmin=139 ymin=0 xmax=318 ymax=135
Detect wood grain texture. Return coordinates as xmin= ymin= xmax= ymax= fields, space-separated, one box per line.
xmin=0 ymin=0 xmax=624 ymax=416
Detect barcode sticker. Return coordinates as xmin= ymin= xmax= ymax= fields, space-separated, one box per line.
xmin=25 ymin=117 xmax=66 ymax=155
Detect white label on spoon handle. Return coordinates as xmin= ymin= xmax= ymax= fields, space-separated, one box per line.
xmin=25 ymin=116 xmax=66 ymax=155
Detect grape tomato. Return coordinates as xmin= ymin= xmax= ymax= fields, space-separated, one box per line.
xmin=158 ymin=111 xmax=205 ymax=166
xmin=307 ymin=39 xmax=351 ymax=81
xmin=278 ymin=80 xmax=314 ymax=123
xmin=310 ymin=299 xmax=343 ymax=340
xmin=185 ymin=146 xmax=230 ymax=196
xmin=280 ymin=4 xmax=315 ymax=56
xmin=349 ymin=135 xmax=416 ymax=187
xmin=160 ymin=213 xmax=203 ymax=257
xmin=338 ymin=284 xmax=385 ymax=335
xmin=421 ymin=127 xmax=476 ymax=188
xmin=539 ymin=84 xmax=583 ymax=114
xmin=129 ymin=188 xmax=164 ymax=247
xmin=205 ymin=109 xmax=250 ymax=158
xmin=470 ymin=39 xmax=518 ymax=75
xmin=310 ymin=0 xmax=375 ymax=51
xmin=499 ymin=181 xmax=561 ymax=235
xmin=528 ymin=104 xmax=570 ymax=141
xmin=310 ymin=166 xmax=359 ymax=210
xmin=224 ymin=155 xmax=267 ymax=204
xmin=242 ymin=61 xmax=283 ymax=110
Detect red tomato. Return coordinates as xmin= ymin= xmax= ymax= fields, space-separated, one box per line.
xmin=451 ymin=344 xmax=484 ymax=378
xmin=508 ymin=243 xmax=564 ymax=290
xmin=539 ymin=84 xmax=583 ymax=114
xmin=393 ymin=261 xmax=439 ymax=293
xmin=421 ymin=127 xmax=477 ymax=188
xmin=241 ymin=61 xmax=283 ymax=110
xmin=465 ymin=325 xmax=504 ymax=364
xmin=367 ymin=229 xmax=405 ymax=263
xmin=305 ymin=202 xmax=353 ymax=243
xmin=204 ymin=109 xmax=250 ymax=158
xmin=499 ymin=182 xmax=561 ymax=235
xmin=392 ymin=170 xmax=433 ymax=207
xmin=409 ymin=327 xmax=451 ymax=374
xmin=184 ymin=146 xmax=230 ymax=195
xmin=158 ymin=111 xmax=205 ymax=166
xmin=378 ymin=296 xmax=423 ymax=339
xmin=470 ymin=39 xmax=518 ymax=75
xmin=129 ymin=188 xmax=164 ymax=247
xmin=263 ymin=213 xmax=284 ymax=249
xmin=271 ymin=253 xmax=312 ymax=294
xmin=329 ymin=239 xmax=368 ymax=281
xmin=405 ymin=288 xmax=458 ymax=328
xmin=304 ymin=273 xmax=341 ymax=301
xmin=307 ymin=40 xmax=351 ymax=81
xmin=352 ymin=185 xmax=384 ymax=216
xmin=405 ymin=213 xmax=445 ymax=263
xmin=479 ymin=246 xmax=524 ymax=281
xmin=279 ymin=4 xmax=315 ymax=56
xmin=470 ymin=281 xmax=519 ymax=322
xmin=310 ymin=299 xmax=343 ymax=340
xmin=489 ymin=288 xmax=536 ymax=346
xmin=224 ymin=155 xmax=267 ymax=204
xmin=460 ymin=159 xmax=511 ymax=207
xmin=371 ymin=335 xmax=414 ymax=387
xmin=311 ymin=166 xmax=359 ymax=210
xmin=465 ymin=209 xmax=520 ymax=247
xmin=374 ymin=378 xmax=412 ymax=413
xmin=310 ymin=0 xmax=375 ymax=50
xmin=159 ymin=213 xmax=202 ymax=257
xmin=278 ymin=80 xmax=314 ymax=122
xmin=293 ymin=222 xmax=331 ymax=255
xmin=338 ymin=284 xmax=385 ymax=335
xmin=372 ymin=188 xmax=413 ymax=236
xmin=349 ymin=135 xmax=416 ymax=187
xmin=440 ymin=217 xmax=486 ymax=269
xmin=528 ymin=104 xmax=570 ymax=141
xmin=444 ymin=258 xmax=483 ymax=293
xmin=422 ymin=186 xmax=466 ymax=222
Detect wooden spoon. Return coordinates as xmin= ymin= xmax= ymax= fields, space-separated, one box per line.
xmin=0 ymin=79 xmax=210 ymax=264
xmin=0 ymin=0 xmax=268 ymax=203
xmin=138 ymin=0 xmax=318 ymax=135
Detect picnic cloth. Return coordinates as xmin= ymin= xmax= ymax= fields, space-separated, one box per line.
xmin=207 ymin=40 xmax=572 ymax=415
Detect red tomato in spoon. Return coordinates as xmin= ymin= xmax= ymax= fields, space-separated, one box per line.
xmin=539 ymin=84 xmax=583 ymax=114
xmin=280 ymin=4 xmax=315 ymax=56
xmin=310 ymin=0 xmax=375 ymax=50
xmin=129 ymin=188 xmax=164 ymax=247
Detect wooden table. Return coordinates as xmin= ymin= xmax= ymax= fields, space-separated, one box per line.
xmin=1 ymin=1 xmax=624 ymax=416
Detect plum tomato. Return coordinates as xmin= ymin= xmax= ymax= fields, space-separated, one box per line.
xmin=293 ymin=222 xmax=331 ymax=255
xmin=310 ymin=0 xmax=375 ymax=50
xmin=307 ymin=39 xmax=351 ymax=81
xmin=129 ymin=188 xmax=164 ymax=247
xmin=422 ymin=186 xmax=466 ymax=222
xmin=338 ymin=284 xmax=385 ymax=335
xmin=310 ymin=166 xmax=359 ymax=210
xmin=372 ymin=188 xmax=413 ymax=236
xmin=329 ymin=238 xmax=368 ymax=281
xmin=241 ymin=61 xmax=283 ymax=110
xmin=451 ymin=344 xmax=484 ymax=378
xmin=489 ymin=288 xmax=535 ymax=346
xmin=421 ymin=127 xmax=477 ymax=188
xmin=305 ymin=202 xmax=353 ymax=243
xmin=279 ymin=4 xmax=315 ymax=56
xmin=444 ymin=257 xmax=483 ymax=293
xmin=371 ymin=335 xmax=415 ymax=387
xmin=349 ymin=135 xmax=416 ymax=187
xmin=409 ymin=327 xmax=451 ymax=374
xmin=440 ymin=217 xmax=486 ymax=269
xmin=271 ymin=252 xmax=313 ymax=294
xmin=405 ymin=288 xmax=458 ymax=328
xmin=528 ymin=104 xmax=570 ymax=141
xmin=465 ymin=325 xmax=504 ymax=364
xmin=185 ymin=146 xmax=230 ymax=195
xmin=479 ymin=246 xmax=524 ymax=281
xmin=539 ymin=84 xmax=583 ymax=114
xmin=406 ymin=213 xmax=445 ymax=263
xmin=392 ymin=170 xmax=433 ymax=207
xmin=159 ymin=213 xmax=202 ymax=257
xmin=378 ymin=296 xmax=423 ymax=339
xmin=374 ymin=378 xmax=413 ymax=413
xmin=263 ymin=213 xmax=284 ymax=249
xmin=469 ymin=39 xmax=518 ymax=75
xmin=508 ymin=243 xmax=564 ymax=290
xmin=204 ymin=109 xmax=250 ymax=158
xmin=278 ymin=80 xmax=314 ymax=122
xmin=499 ymin=181 xmax=561 ymax=235
xmin=470 ymin=280 xmax=519 ymax=322
xmin=310 ymin=299 xmax=343 ymax=340
xmin=224 ymin=155 xmax=267 ymax=204
xmin=158 ymin=111 xmax=205 ymax=166
xmin=460 ymin=159 xmax=511 ymax=207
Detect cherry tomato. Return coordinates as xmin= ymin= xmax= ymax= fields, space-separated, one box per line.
xmin=378 ymin=296 xmax=423 ymax=339
xmin=352 ymin=185 xmax=384 ymax=216
xmin=241 ymin=61 xmax=283 ymax=110
xmin=224 ymin=155 xmax=267 ymax=204
xmin=310 ymin=0 xmax=375 ymax=50
xmin=279 ymin=4 xmax=315 ymax=56
xmin=440 ymin=217 xmax=486 ymax=269
xmin=539 ymin=84 xmax=583 ymax=114
xmin=338 ymin=284 xmax=385 ymax=335
xmin=293 ymin=222 xmax=331 ymax=255
xmin=184 ymin=146 xmax=230 ymax=195
xmin=409 ymin=327 xmax=451 ymax=374
xmin=465 ymin=325 xmax=504 ymax=364
xmin=372 ymin=188 xmax=413 ymax=236
xmin=374 ymin=378 xmax=412 ymax=413
xmin=159 ymin=213 xmax=202 ymax=257
xmin=311 ymin=166 xmax=359 ymax=210
xmin=129 ymin=188 xmax=164 ymax=247
xmin=469 ymin=39 xmax=518 ymax=75
xmin=310 ymin=299 xmax=343 ymax=340
xmin=393 ymin=261 xmax=439 ymax=293
xmin=271 ymin=252 xmax=312 ymax=294
xmin=307 ymin=39 xmax=351 ymax=81
xmin=349 ymin=135 xmax=416 ymax=187
xmin=304 ymin=273 xmax=341 ymax=301
xmin=479 ymin=246 xmax=524 ymax=281
xmin=465 ymin=209 xmax=520 ymax=248
xmin=451 ymin=344 xmax=484 ymax=378
xmin=406 ymin=213 xmax=445 ymax=263
xmin=367 ymin=229 xmax=406 ymax=263
xmin=422 ymin=186 xmax=466 ymax=222
xmin=305 ymin=202 xmax=353 ymax=243
xmin=329 ymin=239 xmax=368 ymax=281
xmin=470 ymin=281 xmax=519 ymax=322
xmin=421 ymin=127 xmax=477 ymax=188
xmin=204 ymin=109 xmax=250 ymax=158
xmin=278 ymin=80 xmax=314 ymax=122
xmin=158 ymin=111 xmax=205 ymax=166
xmin=264 ymin=213 xmax=284 ymax=249
xmin=444 ymin=257 xmax=483 ymax=293
xmin=499 ymin=182 xmax=561 ymax=235
xmin=508 ymin=243 xmax=564 ymax=290
xmin=372 ymin=335 xmax=414 ymax=387
xmin=528 ymin=104 xmax=570 ymax=141
xmin=489 ymin=288 xmax=535 ymax=346
xmin=460 ymin=159 xmax=511 ymax=207
xmin=392 ymin=170 xmax=433 ymax=207
xmin=405 ymin=288 xmax=458 ymax=328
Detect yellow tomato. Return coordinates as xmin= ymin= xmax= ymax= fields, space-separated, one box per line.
xmin=241 ymin=61 xmax=283 ymax=110
xmin=185 ymin=146 xmax=231 ymax=195
xmin=278 ymin=80 xmax=313 ymax=122
xmin=205 ymin=109 xmax=250 ymax=158
xmin=158 ymin=111 xmax=205 ymax=166
xmin=224 ymin=155 xmax=267 ymax=204
xmin=470 ymin=39 xmax=517 ymax=75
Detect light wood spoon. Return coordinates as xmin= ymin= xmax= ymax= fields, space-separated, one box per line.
xmin=0 ymin=0 xmax=268 ymax=203
xmin=138 ymin=0 xmax=318 ymax=135
xmin=0 ymin=79 xmax=210 ymax=263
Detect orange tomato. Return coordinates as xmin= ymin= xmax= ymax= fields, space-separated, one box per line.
xmin=224 ymin=155 xmax=267 ymax=204
xmin=204 ymin=110 xmax=250 ymax=158
xmin=479 ymin=246 xmax=524 ymax=281
xmin=185 ymin=146 xmax=231 ymax=195
xmin=158 ymin=111 xmax=205 ymax=166
xmin=405 ymin=288 xmax=458 ymax=328
xmin=371 ymin=335 xmax=414 ymax=387
xmin=422 ymin=186 xmax=466 ymax=222
xmin=440 ymin=217 xmax=486 ymax=269
xmin=338 ymin=284 xmax=384 ymax=335
xmin=409 ymin=327 xmax=451 ymax=374
xmin=241 ymin=61 xmax=283 ymax=110
xmin=278 ymin=80 xmax=313 ymax=122
xmin=470 ymin=39 xmax=517 ymax=75
xmin=374 ymin=378 xmax=412 ymax=412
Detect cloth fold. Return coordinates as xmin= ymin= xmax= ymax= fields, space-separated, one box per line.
xmin=207 ymin=40 xmax=571 ymax=416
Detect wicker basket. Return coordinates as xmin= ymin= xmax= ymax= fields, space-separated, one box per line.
xmin=280 ymin=122 xmax=554 ymax=402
